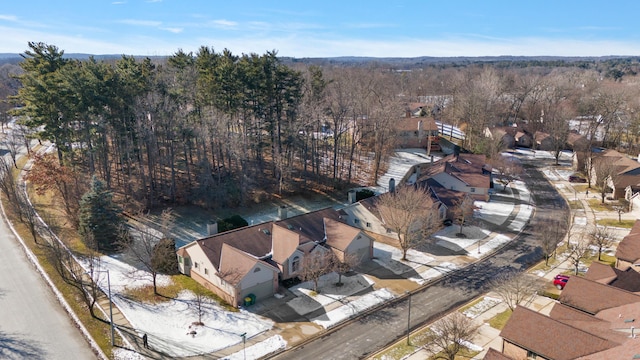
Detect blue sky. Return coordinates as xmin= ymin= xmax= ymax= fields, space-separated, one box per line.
xmin=1 ymin=1 xmax=640 ymax=57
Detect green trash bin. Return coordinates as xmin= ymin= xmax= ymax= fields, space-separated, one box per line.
xmin=244 ymin=296 xmax=252 ymax=307
xmin=247 ymin=293 xmax=256 ymax=305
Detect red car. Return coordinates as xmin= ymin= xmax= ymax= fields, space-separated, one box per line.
xmin=553 ymin=274 xmax=570 ymax=290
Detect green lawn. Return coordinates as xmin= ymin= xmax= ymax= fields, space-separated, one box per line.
xmin=596 ymin=219 xmax=636 ymax=228
xmin=488 ymin=309 xmax=512 ymax=330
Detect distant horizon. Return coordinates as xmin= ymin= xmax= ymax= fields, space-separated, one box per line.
xmin=1 ymin=52 xmax=637 ymax=61
xmin=2 ymin=1 xmax=640 ymax=58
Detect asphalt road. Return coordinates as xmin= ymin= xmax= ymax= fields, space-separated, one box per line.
xmin=272 ymin=155 xmax=569 ymax=360
xmin=0 ymin=134 xmax=96 ymax=359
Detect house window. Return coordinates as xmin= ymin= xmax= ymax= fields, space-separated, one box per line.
xmin=354 ymin=218 xmax=360 ymax=224
xmin=204 ymin=268 xmax=209 ymax=275
xmin=194 ymin=262 xmax=199 ymax=269
xmin=527 ymin=350 xmax=538 ymax=359
xmin=178 ymin=256 xmax=183 ymax=264
xmin=254 ymin=267 xmax=261 ymax=273
xmin=366 ymin=222 xmax=371 ymax=227
xmin=470 ymin=188 xmax=476 ymax=193
xmin=292 ymin=256 xmax=300 ymax=273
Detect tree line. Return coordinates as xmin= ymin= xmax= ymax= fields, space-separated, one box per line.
xmin=8 ymin=42 xmax=640 ymax=216
xmin=10 ymin=42 xmax=404 ymax=213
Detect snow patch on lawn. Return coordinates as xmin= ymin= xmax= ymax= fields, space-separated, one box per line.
xmin=373 ymin=242 xmax=435 ymax=275
xmin=83 ymin=256 xmax=276 ymax=358
xmin=221 ymin=335 xmax=286 ymax=360
xmin=462 ymin=297 xmax=502 ymax=319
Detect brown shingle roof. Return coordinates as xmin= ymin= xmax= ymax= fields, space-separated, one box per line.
xmin=588 ymin=260 xmax=640 ymax=293
xmin=417 ymin=153 xmax=491 ymax=190
xmin=616 ymin=220 xmax=640 ymax=263
xmin=275 ymin=207 xmax=342 ymax=243
xmin=560 ymin=276 xmax=640 ymax=315
xmin=482 ymin=348 xmax=513 ymax=360
xmin=421 ymin=178 xmax=468 ymax=208
xmin=324 ymin=217 xmax=361 ymax=251
xmin=500 ymin=306 xmax=618 ymax=360
xmin=549 ymin=303 xmax=623 ymax=342
xmin=218 ymin=243 xmax=261 ymax=286
xmin=271 ymin=224 xmax=302 ymax=264
xmin=197 ymin=223 xmax=273 ymax=270
xmin=585 ymin=261 xmax=618 ymax=284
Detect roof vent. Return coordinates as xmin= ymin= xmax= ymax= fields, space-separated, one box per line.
xmin=626 ymin=319 xmax=636 ymax=323
xmin=287 ymin=224 xmax=294 ymax=230
xmin=262 ymin=229 xmax=271 ymax=235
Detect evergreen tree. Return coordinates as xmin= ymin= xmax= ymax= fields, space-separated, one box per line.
xmin=152 ymin=238 xmax=180 ymax=275
xmin=78 ymin=176 xmax=127 ymax=251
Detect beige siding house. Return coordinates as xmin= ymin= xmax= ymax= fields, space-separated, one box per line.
xmin=177 ymin=208 xmax=373 ymax=307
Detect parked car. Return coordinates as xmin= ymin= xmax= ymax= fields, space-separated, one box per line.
xmin=553 ymin=274 xmax=570 ymax=289
xmin=568 ymin=174 xmax=587 ymax=183
xmin=443 ymin=219 xmax=453 ymax=226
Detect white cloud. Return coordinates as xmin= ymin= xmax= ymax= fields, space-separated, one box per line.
xmin=0 ymin=14 xmax=18 ymax=22
xmin=344 ymin=22 xmax=393 ymax=29
xmin=2 ymin=22 xmax=640 ymax=58
xmin=112 ymin=1 xmax=126 ymax=4
xmin=161 ymin=27 xmax=183 ymax=34
xmin=208 ymin=19 xmax=238 ymax=29
xmin=118 ymin=19 xmax=162 ymax=27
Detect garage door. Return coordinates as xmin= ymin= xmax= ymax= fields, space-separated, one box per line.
xmin=240 ymin=280 xmax=274 ymax=301
xmin=351 ymin=247 xmax=371 ymax=264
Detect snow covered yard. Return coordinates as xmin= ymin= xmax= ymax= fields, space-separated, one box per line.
xmin=87 ymin=256 xmax=279 ymax=359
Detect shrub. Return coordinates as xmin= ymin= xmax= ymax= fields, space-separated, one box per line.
xmin=356 ymin=189 xmax=376 ymax=201
xmin=217 ymin=215 xmax=249 ymax=233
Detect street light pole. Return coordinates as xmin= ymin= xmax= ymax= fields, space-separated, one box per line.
xmin=240 ymin=332 xmax=247 ymax=360
xmin=407 ymin=293 xmax=412 ymax=345
xmin=106 ymin=269 xmax=114 ymax=347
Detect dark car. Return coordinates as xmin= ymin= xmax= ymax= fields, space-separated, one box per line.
xmin=553 ymin=274 xmax=570 ymax=289
xmin=568 ymin=175 xmax=587 ymax=183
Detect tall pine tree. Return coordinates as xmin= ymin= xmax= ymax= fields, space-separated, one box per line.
xmin=78 ymin=176 xmax=128 ymax=251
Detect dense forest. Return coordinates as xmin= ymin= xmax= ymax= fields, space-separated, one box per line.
xmin=3 ymin=42 xmax=640 ymax=214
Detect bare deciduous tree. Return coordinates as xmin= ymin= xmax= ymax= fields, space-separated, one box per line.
xmin=453 ymin=195 xmax=475 ymax=237
xmin=490 ymin=271 xmax=543 ymax=311
xmin=192 ymin=286 xmax=208 ymax=326
xmin=329 ymin=252 xmax=359 ymax=287
xmin=593 ymin=159 xmax=619 ymax=204
xmin=490 ymin=155 xmax=523 ymax=190
xmin=424 ymin=312 xmax=480 ymax=360
xmin=589 ymin=225 xmax=616 ymax=261
xmin=567 ymin=237 xmax=591 ymax=275
xmin=299 ymin=250 xmax=333 ymax=292
xmin=539 ymin=219 xmax=565 ymax=265
xmin=122 ymin=214 xmax=163 ymax=295
xmin=376 ymin=185 xmax=442 ymax=260
xmin=43 ymin=238 xmax=102 ymax=319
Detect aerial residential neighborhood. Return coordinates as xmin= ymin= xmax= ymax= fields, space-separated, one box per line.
xmin=2 ymin=2 xmax=640 ymax=360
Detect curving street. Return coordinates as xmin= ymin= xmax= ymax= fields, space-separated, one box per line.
xmin=272 ymin=154 xmax=569 ymax=360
